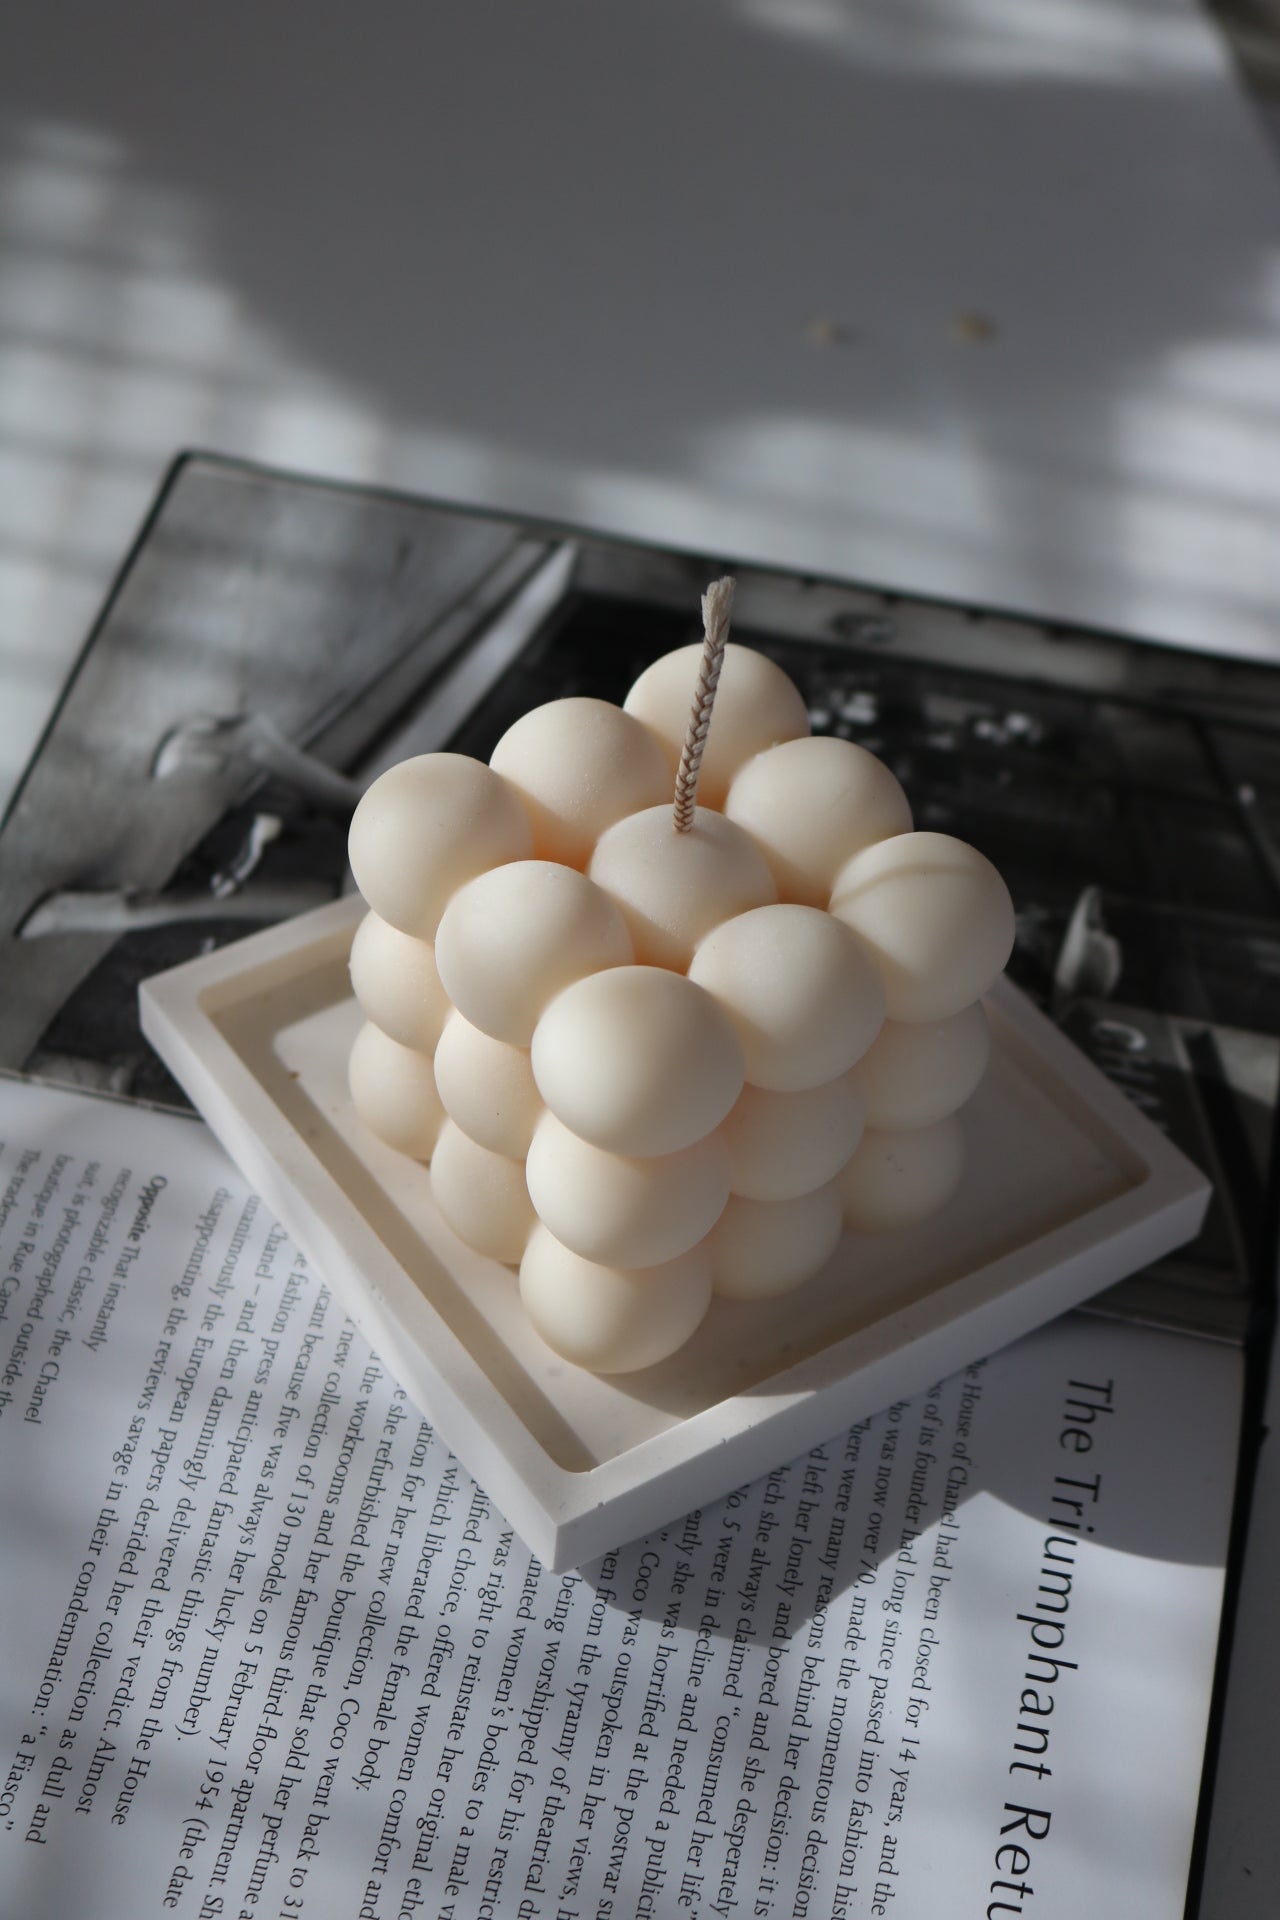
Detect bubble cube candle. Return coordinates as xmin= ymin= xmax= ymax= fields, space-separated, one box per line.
xmin=346 ymin=580 xmax=1014 ymax=1373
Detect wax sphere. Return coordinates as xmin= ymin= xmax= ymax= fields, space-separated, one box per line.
xmin=840 ymin=1115 xmax=964 ymax=1233
xmin=429 ymin=1121 xmax=536 ymax=1265
xmin=855 ymin=1003 xmax=990 ymax=1131
xmin=688 ymin=904 xmax=886 ymax=1091
xmin=589 ymin=806 xmax=775 ymax=972
xmin=532 ymin=967 xmax=743 ymax=1157
xmin=525 ymin=1113 xmax=730 ymax=1268
xmin=724 ymin=735 xmax=912 ymax=907
xmin=348 ymin=1021 xmax=446 ymax=1160
xmin=721 ymin=1072 xmax=866 ymax=1201
xmin=489 ymin=697 xmax=671 ymax=869
xmin=432 ymin=1011 xmax=542 ymax=1159
xmin=519 ymin=1228 xmax=713 ymax=1373
xmin=348 ymin=753 xmax=532 ymax=939
xmin=434 ymin=861 xmax=632 ymax=1047
xmin=348 ymin=911 xmax=452 ymax=1053
xmin=623 ymin=641 xmax=810 ymax=810
xmin=709 ymin=1184 xmax=844 ymax=1299
xmin=830 ymin=831 xmax=1015 ymax=1023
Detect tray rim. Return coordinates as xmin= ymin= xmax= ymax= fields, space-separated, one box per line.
xmin=139 ymin=895 xmax=1211 ymax=1567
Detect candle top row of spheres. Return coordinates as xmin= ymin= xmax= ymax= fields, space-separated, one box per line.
xmin=346 ymin=624 xmax=1013 ymax=1374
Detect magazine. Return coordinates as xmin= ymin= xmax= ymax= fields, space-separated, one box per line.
xmin=0 ymin=1077 xmax=1239 ymax=1919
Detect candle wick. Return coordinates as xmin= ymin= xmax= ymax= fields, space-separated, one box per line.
xmin=673 ymin=576 xmax=735 ymax=833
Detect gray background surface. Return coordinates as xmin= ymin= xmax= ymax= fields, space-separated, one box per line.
xmin=1 ymin=7 xmax=1277 ymax=1909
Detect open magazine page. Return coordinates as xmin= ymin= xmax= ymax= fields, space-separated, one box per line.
xmin=0 ymin=1078 xmax=1239 ymax=1920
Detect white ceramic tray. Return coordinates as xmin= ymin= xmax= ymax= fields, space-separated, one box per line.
xmin=140 ymin=895 xmax=1210 ymax=1568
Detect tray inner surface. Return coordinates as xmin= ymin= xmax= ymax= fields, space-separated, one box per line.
xmin=204 ymin=927 xmax=1145 ymax=1472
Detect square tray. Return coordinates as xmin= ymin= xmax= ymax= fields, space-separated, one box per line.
xmin=140 ymin=895 xmax=1210 ymax=1568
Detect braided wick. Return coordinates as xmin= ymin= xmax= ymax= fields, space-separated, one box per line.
xmin=673 ymin=576 xmax=736 ymax=833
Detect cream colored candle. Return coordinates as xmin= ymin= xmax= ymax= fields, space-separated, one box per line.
xmin=724 ymin=735 xmax=912 ymax=906
xmin=623 ymin=640 xmax=810 ymax=809
xmin=519 ymin=1227 xmax=713 ymax=1373
xmin=720 ymin=1071 xmax=866 ymax=1201
xmin=530 ymin=965 xmax=744 ymax=1157
xmin=688 ymin=903 xmax=885 ymax=1091
xmin=490 ymin=696 xmax=671 ymax=868
xmin=348 ymin=910 xmax=452 ymax=1053
xmin=708 ymin=1183 xmax=844 ymax=1299
xmin=348 ymin=1021 xmax=446 ymax=1160
xmin=588 ymin=805 xmax=775 ymax=971
xmin=831 ymin=831 xmax=1014 ymax=1023
xmin=429 ymin=1120 xmax=536 ymax=1265
xmin=346 ymin=582 xmax=1013 ymax=1363
xmin=432 ymin=1011 xmax=542 ymax=1160
xmin=348 ymin=752 xmax=532 ymax=939
xmin=855 ymin=1003 xmax=990 ymax=1131
xmin=434 ymin=859 xmax=632 ymax=1046
xmin=524 ymin=1111 xmax=730 ymax=1269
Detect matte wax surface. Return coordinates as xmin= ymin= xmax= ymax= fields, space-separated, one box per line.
xmin=345 ymin=639 xmax=1014 ymax=1371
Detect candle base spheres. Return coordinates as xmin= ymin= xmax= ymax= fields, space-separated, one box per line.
xmin=346 ymin=629 xmax=1014 ymax=1374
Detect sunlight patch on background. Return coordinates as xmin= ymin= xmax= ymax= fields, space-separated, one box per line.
xmin=678 ymin=393 xmax=1280 ymax=656
xmin=3 ymin=0 xmax=1280 ymax=812
xmin=0 ymin=120 xmax=120 ymax=241
xmin=0 ymin=115 xmax=400 ymax=813
xmin=738 ymin=0 xmax=1216 ymax=83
